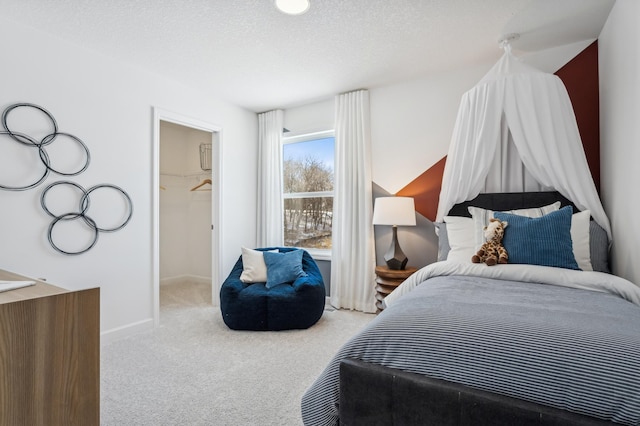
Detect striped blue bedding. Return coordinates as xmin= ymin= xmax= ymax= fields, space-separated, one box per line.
xmin=301 ymin=273 xmax=640 ymax=425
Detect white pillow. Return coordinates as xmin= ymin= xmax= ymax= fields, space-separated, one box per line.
xmin=443 ymin=216 xmax=475 ymax=263
xmin=571 ymin=210 xmax=592 ymax=271
xmin=239 ymin=247 xmax=278 ymax=283
xmin=468 ymin=202 xmax=561 ymax=249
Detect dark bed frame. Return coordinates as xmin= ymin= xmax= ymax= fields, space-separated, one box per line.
xmin=340 ymin=358 xmax=615 ymax=426
xmin=338 ymin=192 xmax=616 ymax=426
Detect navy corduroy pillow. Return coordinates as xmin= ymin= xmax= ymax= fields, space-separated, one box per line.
xmin=263 ymin=249 xmax=307 ymax=289
xmin=494 ymin=205 xmax=580 ymax=270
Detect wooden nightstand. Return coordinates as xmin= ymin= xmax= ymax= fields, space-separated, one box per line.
xmin=374 ymin=265 xmax=417 ymax=312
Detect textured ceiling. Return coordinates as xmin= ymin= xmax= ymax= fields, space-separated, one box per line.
xmin=1 ymin=0 xmax=615 ymax=112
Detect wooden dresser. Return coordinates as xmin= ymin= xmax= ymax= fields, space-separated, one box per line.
xmin=0 ymin=269 xmax=99 ymax=426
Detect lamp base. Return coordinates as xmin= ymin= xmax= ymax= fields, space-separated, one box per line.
xmin=384 ymin=226 xmax=408 ymax=270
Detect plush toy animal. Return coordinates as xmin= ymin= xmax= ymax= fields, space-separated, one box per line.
xmin=471 ymin=218 xmax=508 ymax=266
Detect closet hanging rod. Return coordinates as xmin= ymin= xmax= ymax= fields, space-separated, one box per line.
xmin=160 ymin=172 xmax=211 ymax=178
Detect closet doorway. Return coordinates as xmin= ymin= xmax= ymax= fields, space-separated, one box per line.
xmin=152 ymin=108 xmax=222 ymax=326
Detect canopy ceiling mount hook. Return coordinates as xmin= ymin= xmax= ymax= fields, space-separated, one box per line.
xmin=498 ymin=33 xmax=520 ymax=52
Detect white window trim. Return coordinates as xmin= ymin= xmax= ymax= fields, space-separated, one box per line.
xmin=284 ymin=191 xmax=333 ymax=199
xmin=282 ymin=129 xmax=334 ymax=145
xmin=283 ymin=129 xmax=335 ymax=261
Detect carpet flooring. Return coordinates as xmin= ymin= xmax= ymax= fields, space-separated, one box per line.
xmin=100 ymin=279 xmax=374 ymax=425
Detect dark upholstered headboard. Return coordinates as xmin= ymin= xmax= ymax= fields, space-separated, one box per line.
xmin=448 ymin=191 xmax=577 ymax=217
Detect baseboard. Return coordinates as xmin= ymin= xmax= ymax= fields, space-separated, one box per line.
xmin=160 ymin=274 xmax=212 ymax=286
xmin=101 ymin=318 xmax=154 ymax=346
xmin=325 ymin=296 xmax=336 ymax=311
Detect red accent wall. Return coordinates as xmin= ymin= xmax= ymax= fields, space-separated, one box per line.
xmin=396 ymin=42 xmax=600 ymax=221
xmin=396 ymin=157 xmax=446 ymax=221
xmin=555 ymin=41 xmax=600 ymax=193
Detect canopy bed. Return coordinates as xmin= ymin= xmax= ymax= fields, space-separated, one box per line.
xmin=300 ymin=48 xmax=640 ymax=425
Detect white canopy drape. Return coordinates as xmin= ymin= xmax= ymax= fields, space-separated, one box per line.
xmin=436 ymin=49 xmax=611 ymax=241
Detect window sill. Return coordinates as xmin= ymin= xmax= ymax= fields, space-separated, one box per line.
xmin=303 ymin=248 xmax=332 ymax=262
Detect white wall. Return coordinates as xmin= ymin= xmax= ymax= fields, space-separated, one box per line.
xmin=0 ymin=18 xmax=258 ymax=338
xmin=370 ymin=63 xmax=492 ymax=194
xmin=285 ymin=47 xmax=591 ymax=197
xmin=283 ymin=67 xmax=485 ymax=195
xmin=284 ymin=98 xmax=334 ymax=136
xmin=599 ymin=0 xmax=640 ymax=285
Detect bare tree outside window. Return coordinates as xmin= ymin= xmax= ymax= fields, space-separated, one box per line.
xmin=283 ymin=135 xmax=334 ymax=250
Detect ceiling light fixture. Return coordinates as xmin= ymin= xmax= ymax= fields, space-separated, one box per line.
xmin=275 ymin=0 xmax=310 ymax=15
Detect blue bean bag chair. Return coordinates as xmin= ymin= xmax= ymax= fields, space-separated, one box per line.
xmin=220 ymin=247 xmax=326 ymax=331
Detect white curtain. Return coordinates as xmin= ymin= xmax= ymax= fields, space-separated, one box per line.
xmin=436 ymin=50 xmax=611 ymax=241
xmin=330 ymin=90 xmax=376 ymax=313
xmin=257 ymin=109 xmax=284 ymax=247
xmin=482 ymin=117 xmax=551 ymax=192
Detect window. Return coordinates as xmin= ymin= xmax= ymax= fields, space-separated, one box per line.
xmin=283 ymin=131 xmax=334 ymax=255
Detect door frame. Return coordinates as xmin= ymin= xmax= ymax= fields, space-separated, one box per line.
xmin=152 ymin=107 xmax=223 ymax=327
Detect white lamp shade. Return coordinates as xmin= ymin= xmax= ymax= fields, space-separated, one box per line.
xmin=372 ymin=197 xmax=416 ymax=226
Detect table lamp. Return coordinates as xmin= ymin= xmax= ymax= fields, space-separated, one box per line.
xmin=372 ymin=196 xmax=416 ymax=270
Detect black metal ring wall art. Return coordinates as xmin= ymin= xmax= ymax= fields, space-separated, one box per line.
xmin=41 ymin=181 xmax=133 ymax=255
xmin=0 ymin=103 xmax=91 ymax=189
xmin=2 ymin=103 xmax=58 ymax=146
xmin=0 ymin=130 xmax=51 ymax=191
xmin=0 ymin=102 xmax=133 ymax=255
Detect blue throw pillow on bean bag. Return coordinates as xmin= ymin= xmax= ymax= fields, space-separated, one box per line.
xmin=494 ymin=205 xmax=579 ymax=270
xmin=263 ymin=249 xmax=307 ymax=289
